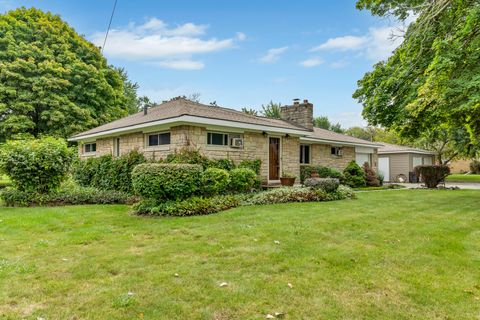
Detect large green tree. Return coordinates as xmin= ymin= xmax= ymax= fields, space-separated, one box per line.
xmin=313 ymin=116 xmax=344 ymax=133
xmin=353 ymin=0 xmax=480 ymax=157
xmin=0 ymin=7 xmax=139 ymax=140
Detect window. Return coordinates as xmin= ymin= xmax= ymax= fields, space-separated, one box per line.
xmin=114 ymin=138 xmax=120 ymax=157
xmin=356 ymin=153 xmax=371 ymax=166
xmin=331 ymin=147 xmax=343 ymax=156
xmin=84 ymin=143 xmax=96 ymax=153
xmin=207 ymin=132 xmax=229 ymax=146
xmin=300 ymin=145 xmax=310 ymax=164
xmin=147 ymin=132 xmax=170 ymax=147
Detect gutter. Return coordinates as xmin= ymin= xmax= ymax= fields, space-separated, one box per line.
xmin=300 ymin=137 xmax=380 ymax=148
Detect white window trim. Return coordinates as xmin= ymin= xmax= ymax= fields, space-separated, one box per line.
xmin=330 ymin=146 xmax=343 ymax=157
xmin=145 ymin=131 xmax=171 ymax=149
xmin=83 ymin=142 xmax=97 ymax=155
xmin=206 ymin=131 xmax=230 ymax=147
xmin=300 ymin=144 xmax=311 ymax=164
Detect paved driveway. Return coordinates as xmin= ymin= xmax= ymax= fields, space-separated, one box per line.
xmin=393 ymin=182 xmax=480 ymax=190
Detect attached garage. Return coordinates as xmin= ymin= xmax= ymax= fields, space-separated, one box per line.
xmin=378 ymin=143 xmax=436 ymax=182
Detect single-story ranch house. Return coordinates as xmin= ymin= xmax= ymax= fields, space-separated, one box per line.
xmin=69 ymin=97 xmax=380 ymax=184
xmin=378 ymin=143 xmax=436 ymax=182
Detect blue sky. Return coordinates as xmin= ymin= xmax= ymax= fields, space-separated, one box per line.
xmin=0 ymin=0 xmax=406 ymax=127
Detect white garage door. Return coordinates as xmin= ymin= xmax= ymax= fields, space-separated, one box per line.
xmin=413 ymin=156 xmax=423 ymax=168
xmin=356 ymin=153 xmax=370 ymax=166
xmin=378 ymin=157 xmax=390 ymax=181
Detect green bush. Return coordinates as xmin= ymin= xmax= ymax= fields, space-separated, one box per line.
xmin=244 ymin=187 xmax=328 ymax=205
xmin=363 ymin=162 xmax=381 ymax=187
xmin=132 ymin=163 xmax=203 ymax=200
xmin=1 ymin=187 xmax=135 ymax=207
xmin=201 ymin=168 xmax=231 ymax=196
xmin=229 ymin=168 xmax=258 ymax=193
xmin=164 ymin=147 xmax=210 ymax=168
xmin=303 ymin=177 xmax=340 ymax=192
xmin=415 ymin=165 xmax=450 ymax=188
xmin=209 ymin=159 xmax=236 ymax=171
xmin=238 ymin=159 xmax=262 ymax=175
xmin=0 ymin=137 xmax=72 ymax=193
xmin=133 ymin=195 xmax=240 ymax=216
xmin=327 ymin=185 xmax=356 ymax=200
xmin=343 ymin=161 xmax=366 ymax=188
xmin=73 ymin=150 xmax=146 ymax=193
xmin=470 ymin=160 xmax=480 ymax=174
xmin=300 ymin=165 xmax=345 ymax=183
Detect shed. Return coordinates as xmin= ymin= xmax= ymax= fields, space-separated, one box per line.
xmin=378 ymin=143 xmax=436 ymax=182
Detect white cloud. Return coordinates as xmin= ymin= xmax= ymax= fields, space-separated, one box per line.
xmin=91 ymin=18 xmax=243 ymax=69
xmin=310 ymin=24 xmax=408 ymax=62
xmin=311 ymin=35 xmax=368 ymax=52
xmin=259 ymin=47 xmax=288 ymax=63
xmin=236 ymin=32 xmax=247 ymax=41
xmin=329 ymin=60 xmax=349 ymax=69
xmin=299 ymin=57 xmax=324 ymax=67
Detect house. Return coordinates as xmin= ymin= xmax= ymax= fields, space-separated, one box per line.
xmin=69 ymin=97 xmax=380 ymax=184
xmin=377 ymin=143 xmax=436 ymax=182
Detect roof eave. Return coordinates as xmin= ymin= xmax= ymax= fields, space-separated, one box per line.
xmin=300 ymin=137 xmax=380 ymax=148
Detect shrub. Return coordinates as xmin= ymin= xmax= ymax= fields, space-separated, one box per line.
xmin=164 ymin=147 xmax=210 ymax=168
xmin=363 ymin=162 xmax=380 ymax=187
xmin=327 ymin=185 xmax=356 ymax=200
xmin=1 ymin=187 xmax=135 ymax=207
xmin=0 ymin=137 xmax=72 ymax=193
xmin=201 ymin=168 xmax=231 ymax=196
xmin=229 ymin=168 xmax=258 ymax=193
xmin=415 ymin=165 xmax=450 ymax=188
xmin=470 ymin=160 xmax=480 ymax=174
xmin=377 ymin=172 xmax=385 ymax=186
xmin=73 ymin=151 xmax=146 ymax=193
xmin=300 ymin=165 xmax=345 ymax=183
xmin=304 ymin=177 xmax=340 ymax=192
xmin=132 ymin=163 xmax=203 ymax=200
xmin=133 ymin=195 xmax=240 ymax=216
xmin=239 ymin=159 xmax=262 ymax=175
xmin=244 ymin=187 xmax=328 ymax=205
xmin=343 ymin=161 xmax=366 ymax=188
xmin=209 ymin=159 xmax=236 ymax=171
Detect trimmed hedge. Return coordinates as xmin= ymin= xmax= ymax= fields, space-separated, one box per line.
xmin=1 ymin=187 xmax=135 ymax=207
xmin=343 ymin=161 xmax=366 ymax=188
xmin=304 ymin=177 xmax=340 ymax=192
xmin=73 ymin=150 xmax=146 ymax=193
xmin=300 ymin=165 xmax=345 ymax=183
xmin=133 ymin=195 xmax=240 ymax=216
xmin=415 ymin=165 xmax=450 ymax=188
xmin=238 ymin=159 xmax=262 ymax=175
xmin=201 ymin=168 xmax=231 ymax=196
xmin=132 ymin=163 xmax=203 ymax=200
xmin=0 ymin=137 xmax=72 ymax=193
xmin=229 ymin=168 xmax=258 ymax=193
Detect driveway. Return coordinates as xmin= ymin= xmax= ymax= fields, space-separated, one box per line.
xmin=392 ymin=182 xmax=480 ymax=190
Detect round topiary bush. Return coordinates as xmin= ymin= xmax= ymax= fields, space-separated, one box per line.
xmin=304 ymin=177 xmax=340 ymax=192
xmin=201 ymin=168 xmax=231 ymax=196
xmin=229 ymin=168 xmax=258 ymax=193
xmin=343 ymin=160 xmax=366 ymax=188
xmin=132 ymin=163 xmax=203 ymax=200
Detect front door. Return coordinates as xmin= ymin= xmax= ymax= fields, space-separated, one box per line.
xmin=269 ymin=137 xmax=280 ymax=180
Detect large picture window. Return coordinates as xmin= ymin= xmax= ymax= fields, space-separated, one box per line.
xmin=207 ymin=132 xmax=229 ymax=146
xmin=147 ymin=132 xmax=170 ymax=147
xmin=84 ymin=143 xmax=96 ymax=153
xmin=300 ymin=145 xmax=310 ymax=164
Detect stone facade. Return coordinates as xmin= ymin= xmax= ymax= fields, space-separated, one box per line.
xmin=280 ymin=101 xmax=314 ymax=130
xmin=307 ymin=144 xmax=356 ymax=171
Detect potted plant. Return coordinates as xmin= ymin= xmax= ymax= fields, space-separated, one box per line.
xmin=280 ymin=172 xmax=296 ymax=186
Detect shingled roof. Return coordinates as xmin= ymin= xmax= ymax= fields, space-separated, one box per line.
xmin=71 ymin=97 xmax=308 ymax=139
xmin=378 ymin=142 xmax=435 ymax=154
xmin=303 ymin=127 xmax=381 ymax=147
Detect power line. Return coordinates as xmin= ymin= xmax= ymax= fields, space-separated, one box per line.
xmin=101 ymin=0 xmax=118 ymax=53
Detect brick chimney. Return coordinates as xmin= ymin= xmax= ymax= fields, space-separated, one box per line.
xmin=280 ymin=99 xmax=313 ymax=130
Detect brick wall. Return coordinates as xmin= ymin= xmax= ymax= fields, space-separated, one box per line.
xmin=280 ymin=102 xmax=313 ymax=130
xmin=309 ymin=144 xmax=355 ymax=171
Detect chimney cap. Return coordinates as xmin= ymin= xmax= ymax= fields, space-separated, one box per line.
xmin=293 ymin=98 xmax=300 ymax=105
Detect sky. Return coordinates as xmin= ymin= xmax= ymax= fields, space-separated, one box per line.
xmin=0 ymin=0 xmax=407 ymax=128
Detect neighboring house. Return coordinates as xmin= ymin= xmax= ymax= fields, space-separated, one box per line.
xmin=378 ymin=143 xmax=436 ymax=182
xmin=69 ymin=97 xmax=380 ymax=184
xmin=448 ymin=159 xmax=471 ymax=173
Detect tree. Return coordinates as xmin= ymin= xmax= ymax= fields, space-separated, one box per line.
xmin=353 ymin=0 xmax=480 ymax=158
xmin=0 ymin=8 xmax=139 ymax=140
xmin=241 ymin=107 xmax=258 ymax=116
xmin=116 ymin=67 xmax=141 ymax=114
xmin=261 ymin=101 xmax=281 ymax=119
xmin=313 ymin=116 xmax=344 ymax=133
xmin=345 ymin=126 xmax=402 ymax=143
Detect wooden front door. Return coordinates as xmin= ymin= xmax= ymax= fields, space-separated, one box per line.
xmin=269 ymin=137 xmax=280 ymax=180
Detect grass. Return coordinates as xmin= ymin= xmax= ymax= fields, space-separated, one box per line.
xmin=446 ymin=173 xmax=480 ymax=183
xmin=353 ymin=184 xmax=405 ymax=191
xmin=1 ymin=190 xmax=480 ymax=319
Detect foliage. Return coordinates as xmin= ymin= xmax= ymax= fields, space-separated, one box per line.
xmin=353 ymin=0 xmax=480 ymax=158
xmin=281 ymin=171 xmax=296 ymax=178
xmin=313 ymin=116 xmax=344 ymax=133
xmin=73 ymin=150 xmax=146 ymax=193
xmin=363 ymin=162 xmax=381 ymax=187
xmin=377 ymin=172 xmax=385 ymax=186
xmin=303 ymin=178 xmax=340 ymax=193
xmin=344 ymin=126 xmax=402 ymax=144
xmin=209 ymin=159 xmax=236 ymax=171
xmin=229 ymin=168 xmax=258 ymax=193
xmin=164 ymin=148 xmax=211 ymax=168
xmin=132 ymin=163 xmax=203 ymax=201
xmin=238 ymin=159 xmax=262 ymax=175
xmin=300 ymin=165 xmax=345 ymax=183
xmin=0 ymin=137 xmax=72 ymax=193
xmin=470 ymin=160 xmax=480 ymax=174
xmin=241 ymin=107 xmax=258 ymax=116
xmin=415 ymin=165 xmax=450 ymax=188
xmin=133 ymin=195 xmax=240 ymax=216
xmin=343 ymin=160 xmax=366 ymax=188
xmin=261 ymin=101 xmax=282 ymax=119
xmin=201 ymin=168 xmax=231 ymax=196
xmin=0 ymin=8 xmax=140 ymax=140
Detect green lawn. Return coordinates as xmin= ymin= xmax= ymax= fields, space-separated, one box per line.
xmin=446 ymin=173 xmax=480 ymax=183
xmin=1 ymin=190 xmax=480 ymax=319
